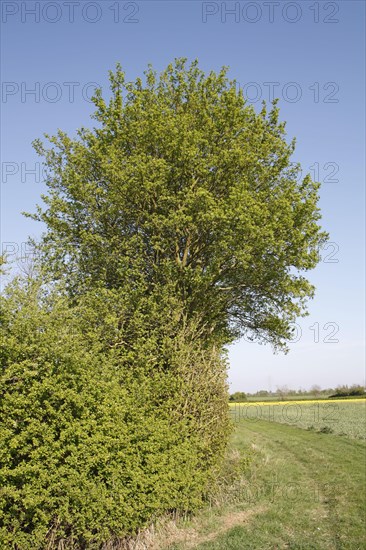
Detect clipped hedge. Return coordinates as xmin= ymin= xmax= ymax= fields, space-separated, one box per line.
xmin=0 ymin=282 xmax=231 ymax=548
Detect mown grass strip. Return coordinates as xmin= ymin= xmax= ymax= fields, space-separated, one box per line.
xmin=166 ymin=420 xmax=366 ymax=549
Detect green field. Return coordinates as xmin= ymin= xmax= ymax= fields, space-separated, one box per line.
xmin=244 ymin=394 xmax=331 ymax=402
xmin=230 ymin=399 xmax=366 ymax=440
xmin=163 ymin=401 xmax=366 ymax=549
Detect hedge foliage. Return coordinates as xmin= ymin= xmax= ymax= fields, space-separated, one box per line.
xmin=0 ymin=279 xmax=230 ymax=548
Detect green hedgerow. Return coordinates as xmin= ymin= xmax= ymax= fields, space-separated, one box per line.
xmin=0 ymin=278 xmax=230 ymax=548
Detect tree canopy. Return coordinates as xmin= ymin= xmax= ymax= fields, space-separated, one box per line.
xmin=30 ymin=58 xmax=326 ymax=351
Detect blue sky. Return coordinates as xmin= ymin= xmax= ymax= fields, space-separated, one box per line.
xmin=1 ymin=1 xmax=365 ymax=392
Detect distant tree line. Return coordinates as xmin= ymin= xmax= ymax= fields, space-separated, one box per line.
xmin=229 ymin=384 xmax=366 ymax=401
xmin=329 ymin=384 xmax=366 ymax=398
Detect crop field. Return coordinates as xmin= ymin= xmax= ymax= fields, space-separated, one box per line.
xmin=229 ymin=398 xmax=366 ymax=440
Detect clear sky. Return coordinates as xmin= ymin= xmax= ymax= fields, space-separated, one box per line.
xmin=1 ymin=1 xmax=365 ymax=392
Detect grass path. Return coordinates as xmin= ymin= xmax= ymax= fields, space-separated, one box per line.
xmin=165 ymin=421 xmax=366 ymax=549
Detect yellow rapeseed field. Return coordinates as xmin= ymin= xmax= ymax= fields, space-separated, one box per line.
xmin=229 ymin=398 xmax=366 ymax=439
xmin=228 ymin=397 xmax=366 ymax=407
